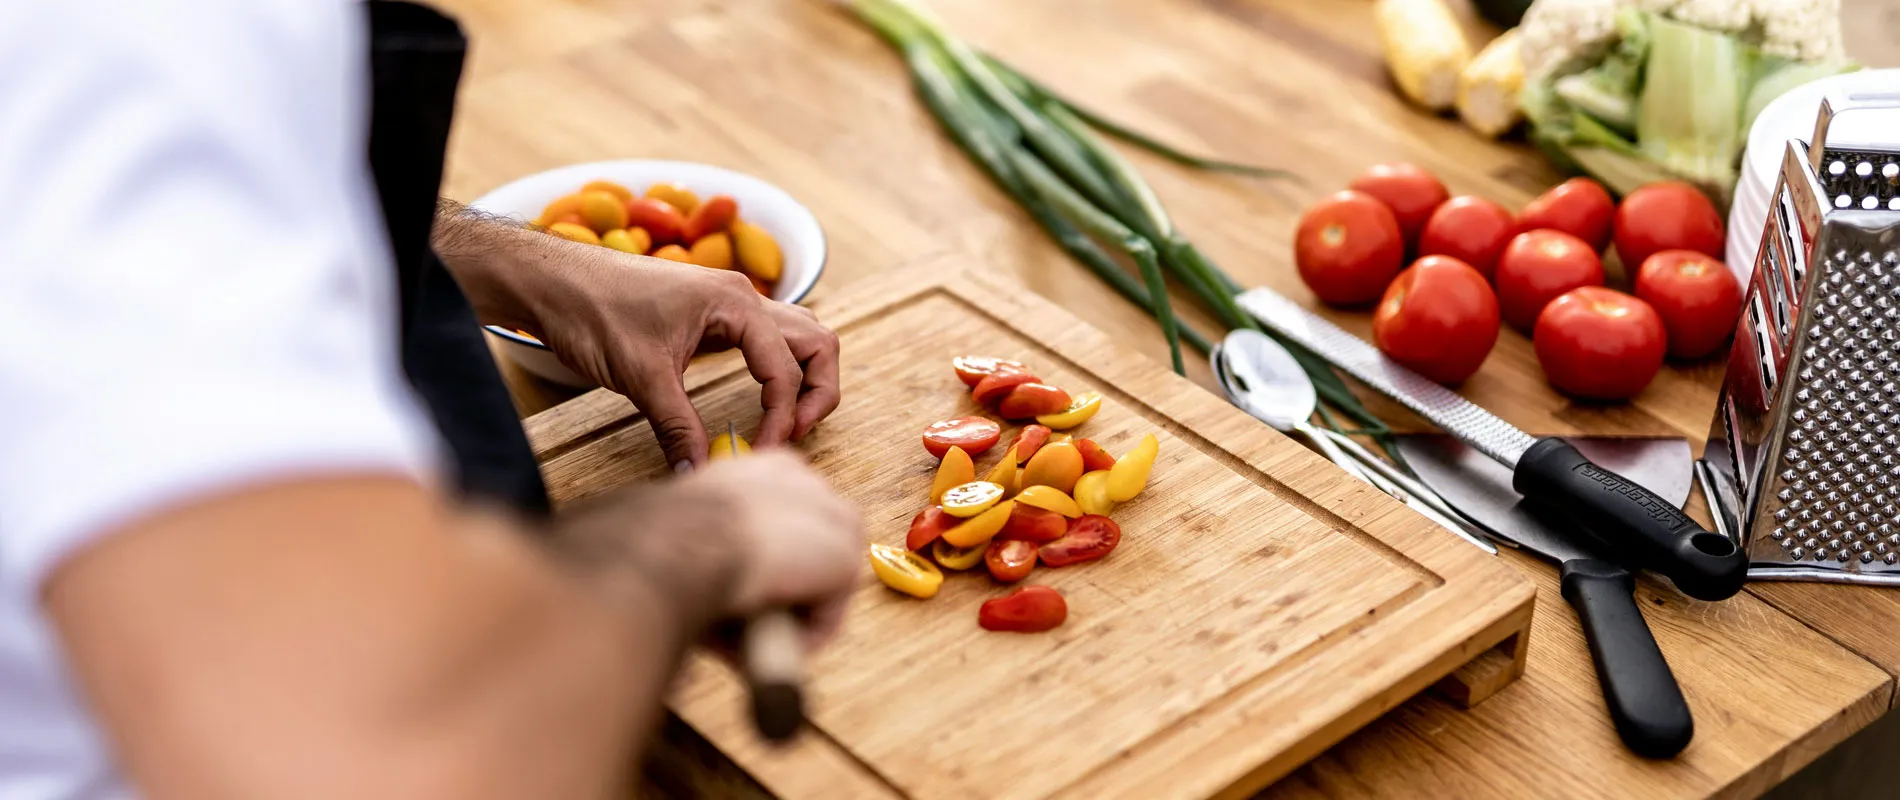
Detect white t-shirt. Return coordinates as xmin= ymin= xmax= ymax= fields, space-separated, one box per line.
xmin=0 ymin=2 xmax=438 ymax=796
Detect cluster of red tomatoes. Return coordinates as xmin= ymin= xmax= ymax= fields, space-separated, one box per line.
xmin=1294 ymin=164 xmax=1744 ymax=400
xmin=869 ymin=356 xmax=1159 ymax=634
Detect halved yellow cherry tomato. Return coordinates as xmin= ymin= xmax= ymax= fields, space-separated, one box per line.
xmin=942 ymin=481 xmax=1004 ymax=517
xmin=1073 ymin=470 xmax=1115 ymax=515
xmin=931 ymin=446 xmax=975 ymax=504
xmin=1022 ymin=440 xmax=1084 ymax=494
xmin=932 ymin=537 xmax=988 ymax=570
xmin=942 ymin=499 xmax=1015 ymax=547
xmin=984 ymin=445 xmax=1021 ymax=496
xmin=1107 ymin=433 xmax=1159 ymax=502
xmin=708 ymin=432 xmax=751 ymax=461
xmin=1014 ymin=485 xmax=1082 ymax=517
xmin=1036 ymin=391 xmax=1103 ymax=430
xmin=870 ymin=544 xmax=943 ymax=598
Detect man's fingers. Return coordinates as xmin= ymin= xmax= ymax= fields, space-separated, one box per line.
xmin=784 ymin=323 xmax=841 ymax=440
xmin=630 ymin=373 xmax=709 ymax=469
xmin=737 ymin=310 xmax=802 ymax=447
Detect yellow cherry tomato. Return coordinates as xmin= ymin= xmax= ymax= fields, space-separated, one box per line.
xmin=984 ymin=444 xmax=1020 ymax=496
xmin=708 ymin=432 xmax=751 ymax=461
xmin=534 ymin=192 xmax=586 ymax=227
xmin=652 ymin=244 xmax=694 ymax=263
xmin=581 ymin=179 xmax=635 ymax=202
xmin=942 ymin=499 xmax=1015 ymax=547
xmin=645 ymin=182 xmax=701 ymax=215
xmin=1021 ymin=440 xmax=1083 ymax=494
xmin=601 ymin=227 xmax=652 ymax=254
xmin=1073 ymin=470 xmax=1115 ymax=516
xmin=1107 ymin=433 xmax=1159 ymax=502
xmin=1014 ymin=485 xmax=1082 ymax=517
xmin=941 ymin=481 xmax=1004 ymax=517
xmin=690 ymin=231 xmax=735 ymax=270
xmin=546 ymin=221 xmax=600 ymax=245
xmin=731 ymin=220 xmax=784 ymax=281
xmin=931 ymin=446 xmax=976 ymax=505
xmin=1036 ymin=391 xmax=1103 ymax=430
xmin=579 ymin=190 xmax=631 ymax=233
xmin=932 ymin=537 xmax=987 ymax=570
xmin=870 ymin=543 xmax=943 ymax=598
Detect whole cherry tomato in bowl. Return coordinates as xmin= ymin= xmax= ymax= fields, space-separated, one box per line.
xmin=1294 ymin=190 xmax=1405 ymax=306
xmin=1519 ymin=177 xmax=1614 ymax=250
xmin=1635 ymin=250 xmax=1744 ymax=360
xmin=1613 ymin=181 xmax=1724 ymax=270
xmin=1372 ymin=256 xmax=1500 ymax=385
xmin=1418 ymin=196 xmax=1516 ymax=281
xmin=1533 ymin=286 xmax=1667 ymax=401
xmin=1493 ymin=229 xmax=1605 ymax=330
xmin=1348 ymin=162 xmax=1448 ymax=243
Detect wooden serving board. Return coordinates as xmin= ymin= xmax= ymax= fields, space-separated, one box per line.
xmin=524 ymin=267 xmax=1534 ymax=800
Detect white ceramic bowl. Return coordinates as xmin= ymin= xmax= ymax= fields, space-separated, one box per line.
xmin=470 ymin=159 xmax=826 ymax=386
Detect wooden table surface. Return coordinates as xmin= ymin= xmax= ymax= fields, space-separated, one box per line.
xmin=433 ymin=1 xmax=1900 ymax=797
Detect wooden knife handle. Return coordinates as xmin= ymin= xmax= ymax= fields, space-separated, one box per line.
xmin=743 ymin=609 xmax=806 ymax=742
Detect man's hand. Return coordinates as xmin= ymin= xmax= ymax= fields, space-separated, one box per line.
xmin=433 ymin=208 xmax=842 ymax=467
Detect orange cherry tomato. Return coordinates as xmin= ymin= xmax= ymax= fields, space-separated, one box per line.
xmin=979 ymin=585 xmax=1067 ymax=632
xmin=581 ymin=179 xmax=635 ymax=202
xmin=1039 ymin=514 xmax=1121 ymax=567
xmin=682 ymin=194 xmax=739 ymax=242
xmin=985 ymin=444 xmax=1021 ymax=496
xmin=972 ymin=372 xmax=1038 ymax=405
xmin=923 ymin=416 xmax=1001 ymax=459
xmin=625 ymin=197 xmax=686 ymax=245
xmin=579 ymin=190 xmax=631 ymax=233
xmin=1076 ymin=438 xmax=1116 ymax=472
xmin=931 ymin=446 xmax=975 ymax=504
xmin=1009 ymin=424 xmax=1052 ymax=464
xmin=954 ymin=355 xmax=1030 ymax=387
xmin=999 ymin=503 xmax=1067 ymax=543
xmin=942 ymin=499 xmax=1015 ymax=547
xmin=651 ymin=244 xmax=693 ymax=263
xmin=535 ymin=193 xmax=586 ymax=227
xmin=985 ymin=538 xmax=1039 ymax=583
xmin=907 ymin=506 xmax=957 ymax=551
xmin=1021 ymin=440 xmax=1084 ymax=494
xmin=997 ymin=383 xmax=1072 ymax=420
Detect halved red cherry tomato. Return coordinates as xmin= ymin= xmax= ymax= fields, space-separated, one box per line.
xmin=953 ymin=355 xmax=1029 ymax=387
xmin=1076 ymin=438 xmax=1116 ymax=472
xmin=999 ymin=503 xmax=1067 ymax=543
xmin=997 ymin=383 xmax=1071 ymax=419
xmin=1039 ymin=514 xmax=1121 ymax=567
xmin=907 ymin=506 xmax=957 ymax=551
xmin=1009 ymin=424 xmax=1052 ymax=464
xmin=979 ymin=585 xmax=1067 ymax=632
xmin=972 ymin=372 xmax=1038 ymax=405
xmin=923 ymin=416 xmax=1001 ymax=459
xmin=984 ymin=538 xmax=1039 ymax=583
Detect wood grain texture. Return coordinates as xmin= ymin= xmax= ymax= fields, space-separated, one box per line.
xmin=527 ymin=265 xmax=1535 ymax=799
xmin=434 ymin=0 xmax=1900 ymax=795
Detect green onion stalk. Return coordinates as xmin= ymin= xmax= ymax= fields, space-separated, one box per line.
xmin=850 ymin=0 xmax=1397 ymax=453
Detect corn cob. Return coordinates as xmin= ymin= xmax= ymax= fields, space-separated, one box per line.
xmin=1374 ymin=0 xmax=1472 ymax=112
xmin=1458 ymin=29 xmax=1524 ymax=138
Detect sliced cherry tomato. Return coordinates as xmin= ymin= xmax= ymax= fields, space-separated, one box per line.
xmin=1295 ymin=190 xmax=1406 ymax=306
xmin=941 ymin=481 xmax=1004 ymax=517
xmin=870 ymin=544 xmax=944 ymax=599
xmin=1372 ymin=256 xmax=1500 ymax=385
xmin=1493 ymin=230 xmax=1605 ymax=330
xmin=942 ymin=499 xmax=1015 ymax=547
xmin=997 ymin=383 xmax=1072 ymax=420
xmin=1106 ymin=434 xmax=1158 ymax=502
xmin=1009 ymin=424 xmax=1052 ymax=464
xmin=932 ymin=538 xmax=987 ymax=571
xmin=972 ymin=372 xmax=1038 ymax=405
xmin=1072 ymin=469 xmax=1115 ymax=516
xmin=978 ymin=585 xmax=1067 ymax=632
xmin=1634 ymin=249 xmax=1743 ymax=360
xmin=953 ymin=355 xmax=1030 ymax=387
xmin=984 ymin=444 xmax=1021 ymax=496
xmin=1520 ymin=177 xmax=1614 ymax=251
xmin=930 ymin=446 xmax=975 ymax=504
xmin=1533 ymin=286 xmax=1666 ymax=400
xmin=1418 ymin=195 xmax=1516 ymax=281
xmin=1014 ymin=485 xmax=1082 ymax=517
xmin=1348 ymin=162 xmax=1450 ymax=243
xmin=1075 ymin=438 xmax=1116 ymax=473
xmin=985 ymin=538 xmax=1039 ymax=583
xmin=1040 ymin=515 xmax=1122 ymax=567
xmin=1035 ymin=391 xmax=1103 ymax=430
xmin=907 ymin=505 xmax=958 ymax=551
xmin=1613 ymin=181 xmax=1724 ymax=271
xmin=999 ymin=503 xmax=1068 ymax=543
xmin=923 ymin=416 xmax=1000 ymax=459
xmin=1021 ymin=440 xmax=1084 ymax=494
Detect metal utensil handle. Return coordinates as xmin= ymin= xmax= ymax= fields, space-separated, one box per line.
xmin=1560 ymin=559 xmax=1693 ymax=758
xmin=1514 ymin=438 xmax=1747 ymax=601
xmin=1317 ymin=429 xmax=1496 ymax=553
xmin=1295 ymin=421 xmax=1373 ymax=485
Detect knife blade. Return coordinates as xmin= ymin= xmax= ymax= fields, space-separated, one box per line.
xmin=1237 ymin=287 xmax=1747 ymax=601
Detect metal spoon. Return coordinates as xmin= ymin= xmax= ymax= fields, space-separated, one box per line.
xmin=1215 ymin=330 xmax=1495 ymax=553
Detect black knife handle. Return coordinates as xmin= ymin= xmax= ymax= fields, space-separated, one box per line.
xmin=1514 ymin=437 xmax=1746 ymax=601
xmin=1561 ymin=559 xmax=1693 ymax=758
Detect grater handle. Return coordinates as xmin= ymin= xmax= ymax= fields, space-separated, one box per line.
xmin=1513 ymin=438 xmax=1747 ymax=601
xmin=1561 ymin=558 xmax=1693 ymax=758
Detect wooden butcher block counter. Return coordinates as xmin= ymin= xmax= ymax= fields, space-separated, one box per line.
xmin=435 ymin=0 xmax=1900 ymax=797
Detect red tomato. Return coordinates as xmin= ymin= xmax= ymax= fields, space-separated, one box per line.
xmin=1519 ymin=178 xmax=1615 ymax=251
xmin=1294 ymin=190 xmax=1406 ymax=306
xmin=1418 ymin=196 xmax=1517 ymax=281
xmin=1371 ymin=256 xmax=1500 ymax=385
xmin=907 ymin=506 xmax=958 ymax=551
xmin=624 ymin=197 xmax=686 ymax=245
xmin=1009 ymin=424 xmax=1052 ymax=464
xmin=972 ymin=372 xmax=1037 ymax=405
xmin=1533 ymin=287 xmax=1667 ymax=400
xmin=682 ymin=194 xmax=739 ymax=242
xmin=1348 ymin=162 xmax=1449 ymax=243
xmin=953 ymin=355 xmax=1029 ymax=387
xmin=922 ymin=416 xmax=1001 ymax=459
xmin=1613 ymin=182 xmax=1724 ymax=270
xmin=1635 ymin=250 xmax=1744 ymax=360
xmin=978 ymin=585 xmax=1068 ymax=632
xmin=984 ymin=538 xmax=1040 ymax=583
xmin=997 ymin=383 xmax=1072 ymax=419
xmin=1039 ymin=514 xmax=1122 ymax=567
xmin=1493 ymin=230 xmax=1606 ymax=330
xmin=1076 ymin=438 xmax=1116 ymax=472
xmin=999 ymin=503 xmax=1067 ymax=543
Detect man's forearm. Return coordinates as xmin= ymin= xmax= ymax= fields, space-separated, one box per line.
xmin=430 ymin=200 xmax=575 ymax=335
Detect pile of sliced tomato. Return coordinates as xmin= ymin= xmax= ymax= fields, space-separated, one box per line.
xmin=868 ymin=355 xmax=1160 ymax=634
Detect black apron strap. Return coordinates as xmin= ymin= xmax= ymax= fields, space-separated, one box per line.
xmin=363 ymin=1 xmax=550 ymax=517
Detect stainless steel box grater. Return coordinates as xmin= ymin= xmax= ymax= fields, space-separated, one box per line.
xmin=1698 ymin=96 xmax=1900 ymax=585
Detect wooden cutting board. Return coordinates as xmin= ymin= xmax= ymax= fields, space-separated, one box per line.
xmin=524 ymin=266 xmax=1534 ymax=800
